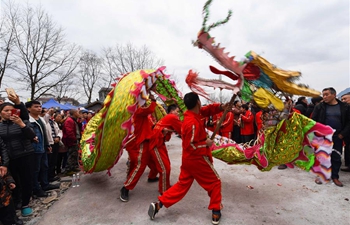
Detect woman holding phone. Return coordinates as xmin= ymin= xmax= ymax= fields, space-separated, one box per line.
xmin=0 ymin=93 xmax=36 ymax=217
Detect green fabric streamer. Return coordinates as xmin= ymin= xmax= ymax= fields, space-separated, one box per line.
xmin=295 ymin=154 xmax=315 ymax=171
xmin=240 ymin=80 xmax=252 ymax=102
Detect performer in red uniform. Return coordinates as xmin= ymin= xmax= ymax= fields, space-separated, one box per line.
xmin=148 ymin=92 xmax=228 ymax=225
xmin=149 ymin=104 xmax=182 ymax=194
xmin=239 ymin=104 xmax=255 ymax=143
xmin=255 ymin=110 xmax=263 ymax=132
xmin=120 ymin=90 xmax=157 ymax=202
xmin=220 ymin=111 xmax=234 ymax=139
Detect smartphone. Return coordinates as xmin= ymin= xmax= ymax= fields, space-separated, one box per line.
xmin=5 ymin=88 xmax=17 ymax=98
xmin=11 ymin=109 xmax=20 ymax=116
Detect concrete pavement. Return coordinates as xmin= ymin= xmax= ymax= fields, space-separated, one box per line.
xmin=36 ymin=136 xmax=350 ymax=225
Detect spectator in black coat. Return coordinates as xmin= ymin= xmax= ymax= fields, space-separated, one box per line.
xmin=294 ymin=97 xmax=308 ymax=116
xmin=305 ymin=96 xmax=323 ymax=118
xmin=0 ymin=101 xmax=36 ymax=217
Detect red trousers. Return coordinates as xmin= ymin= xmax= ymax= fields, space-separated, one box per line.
xmin=147 ymin=157 xmax=158 ymax=179
xmin=124 ymin=141 xmax=157 ymax=190
xmin=149 ymin=144 xmax=171 ymax=194
xmin=158 ymin=156 xmax=222 ymax=211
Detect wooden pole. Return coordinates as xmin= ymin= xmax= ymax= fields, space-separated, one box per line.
xmin=210 ymin=94 xmax=236 ymax=140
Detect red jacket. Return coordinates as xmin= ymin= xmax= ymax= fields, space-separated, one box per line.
xmin=150 ymin=113 xmax=182 ymax=149
xmin=240 ymin=110 xmax=255 ymax=135
xmin=182 ymin=104 xmax=221 ymax=160
xmin=127 ymin=101 xmax=157 ymax=148
xmin=220 ymin=111 xmax=234 ymax=133
xmin=255 ymin=111 xmax=263 ymax=132
xmin=62 ymin=116 xmax=80 ymax=147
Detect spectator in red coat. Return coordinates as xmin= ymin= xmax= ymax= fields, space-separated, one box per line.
xmin=62 ymin=109 xmax=81 ymax=175
xmin=239 ymin=104 xmax=255 ymax=143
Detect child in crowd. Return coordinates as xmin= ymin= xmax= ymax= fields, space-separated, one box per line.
xmin=0 ymin=171 xmax=23 ymax=225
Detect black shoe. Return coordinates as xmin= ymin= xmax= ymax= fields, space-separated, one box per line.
xmin=212 ymin=211 xmax=221 ymax=225
xmin=120 ymin=186 xmax=129 ymax=202
xmin=33 ymin=189 xmax=48 ymax=198
xmin=278 ymin=164 xmax=287 ymax=170
xmin=148 ymin=202 xmax=160 ymax=220
xmin=43 ymin=183 xmax=60 ymax=191
xmin=147 ymin=177 xmax=159 ymax=183
xmin=49 ymin=176 xmax=61 ymax=182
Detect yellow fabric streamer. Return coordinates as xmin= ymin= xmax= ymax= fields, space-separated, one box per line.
xmin=249 ymin=51 xmax=320 ymax=97
xmin=253 ymin=88 xmax=284 ymax=111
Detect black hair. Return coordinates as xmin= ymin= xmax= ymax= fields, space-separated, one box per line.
xmin=322 ymin=87 xmax=336 ymax=95
xmin=25 ymin=100 xmax=41 ymax=108
xmin=297 ymin=97 xmax=306 ymax=103
xmin=0 ymin=102 xmax=14 ymax=112
xmin=54 ymin=113 xmax=62 ymax=119
xmin=167 ymin=104 xmax=178 ymax=114
xmin=184 ymin=92 xmax=199 ymax=110
xmin=69 ymin=109 xmax=77 ymax=116
xmin=241 ymin=104 xmax=249 ymax=110
xmin=233 ymin=100 xmax=239 ymax=106
xmin=311 ymin=96 xmax=323 ymax=105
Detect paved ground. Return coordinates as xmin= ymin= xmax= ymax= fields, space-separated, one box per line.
xmin=36 ymin=137 xmax=350 ymax=225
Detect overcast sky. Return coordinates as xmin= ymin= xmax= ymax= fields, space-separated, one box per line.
xmin=2 ymin=0 xmax=350 ymax=101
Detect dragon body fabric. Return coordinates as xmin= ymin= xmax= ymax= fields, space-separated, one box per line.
xmin=80 ymin=67 xmax=184 ymax=174
xmin=187 ymin=0 xmax=333 ymax=181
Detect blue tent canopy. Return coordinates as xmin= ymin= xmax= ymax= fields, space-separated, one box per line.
xmin=63 ymin=103 xmax=78 ymax=109
xmin=42 ymin=99 xmax=71 ymax=110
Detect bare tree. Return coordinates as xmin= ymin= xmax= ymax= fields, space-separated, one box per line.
xmin=8 ymin=3 xmax=81 ymax=100
xmin=0 ymin=1 xmax=17 ymax=87
xmin=102 ymin=43 xmax=164 ymax=87
xmin=80 ymin=50 xmax=103 ymax=104
xmin=52 ymin=72 xmax=78 ymax=103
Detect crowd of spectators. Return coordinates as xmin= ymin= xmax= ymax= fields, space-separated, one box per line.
xmin=0 ymin=91 xmax=95 ymax=225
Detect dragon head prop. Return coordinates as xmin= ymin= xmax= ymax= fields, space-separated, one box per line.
xmin=188 ymin=0 xmax=320 ymax=110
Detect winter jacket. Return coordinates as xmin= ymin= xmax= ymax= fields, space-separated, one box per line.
xmin=43 ymin=114 xmax=62 ymax=143
xmin=62 ymin=116 xmax=81 ymax=147
xmin=312 ymin=99 xmax=350 ymax=138
xmin=294 ymin=102 xmax=307 ymax=116
xmin=0 ymin=120 xmax=35 ymax=160
xmin=29 ymin=116 xmax=51 ymax=154
xmin=305 ymin=104 xmax=315 ymax=118
xmin=0 ymin=137 xmax=9 ymax=168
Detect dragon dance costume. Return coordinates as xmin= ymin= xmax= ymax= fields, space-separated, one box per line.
xmin=80 ymin=1 xmax=333 ymax=189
